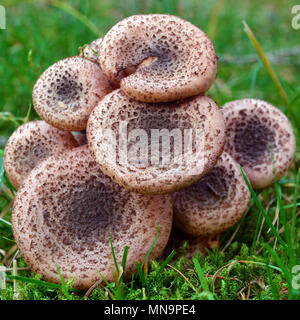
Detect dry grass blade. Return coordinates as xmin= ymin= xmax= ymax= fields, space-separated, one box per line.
xmin=167 ymin=264 xmax=199 ymax=295
xmin=212 ymin=259 xmax=282 ymax=293
xmin=242 ymin=20 xmax=300 ymax=134
xmin=0 ymin=202 xmax=13 ymax=219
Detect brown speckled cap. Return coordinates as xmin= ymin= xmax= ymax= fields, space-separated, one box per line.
xmin=87 ymin=89 xmax=225 ymax=194
xmin=3 ymin=120 xmax=77 ymax=189
xmin=12 ymin=145 xmax=173 ymax=290
xmin=173 ymin=152 xmax=251 ymax=237
xmin=222 ymin=99 xmax=296 ymax=189
xmin=80 ymin=38 xmax=103 ymax=63
xmin=99 ymin=14 xmax=217 ymax=103
xmin=32 ymin=57 xmax=113 ymax=131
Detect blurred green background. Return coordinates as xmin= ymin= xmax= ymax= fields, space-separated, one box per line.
xmin=0 ymin=0 xmax=299 ymax=144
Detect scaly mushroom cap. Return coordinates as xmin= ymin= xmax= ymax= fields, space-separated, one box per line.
xmin=99 ymin=14 xmax=217 ymax=103
xmin=222 ymin=99 xmax=296 ymax=189
xmin=87 ymin=89 xmax=225 ymax=194
xmin=32 ymin=57 xmax=113 ymax=131
xmin=80 ymin=38 xmax=103 ymax=62
xmin=173 ymin=152 xmax=251 ymax=237
xmin=4 ymin=120 xmax=77 ymax=189
xmin=12 ymin=146 xmax=173 ymax=290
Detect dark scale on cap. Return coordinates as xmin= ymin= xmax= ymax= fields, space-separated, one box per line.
xmin=173 ymin=152 xmax=251 ymax=237
xmin=222 ymin=99 xmax=296 ymax=189
xmin=99 ymin=14 xmax=218 ymax=103
xmin=12 ymin=145 xmax=173 ymax=290
xmin=87 ymin=89 xmax=225 ymax=194
xmin=33 ymin=57 xmax=113 ymax=131
xmin=233 ymin=119 xmax=275 ymax=165
xmin=4 ymin=120 xmax=78 ymax=189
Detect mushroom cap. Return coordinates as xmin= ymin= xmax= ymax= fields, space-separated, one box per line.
xmin=4 ymin=120 xmax=77 ymax=189
xmin=173 ymin=152 xmax=251 ymax=237
xmin=71 ymin=131 xmax=87 ymax=146
xmin=99 ymin=14 xmax=217 ymax=103
xmin=221 ymin=99 xmax=296 ymax=189
xmin=80 ymin=38 xmax=103 ymax=62
xmin=32 ymin=57 xmax=113 ymax=131
xmin=87 ymin=89 xmax=225 ymax=194
xmin=12 ymin=145 xmax=173 ymax=290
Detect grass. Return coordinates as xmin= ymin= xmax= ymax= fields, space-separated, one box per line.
xmin=0 ymin=0 xmax=300 ymax=300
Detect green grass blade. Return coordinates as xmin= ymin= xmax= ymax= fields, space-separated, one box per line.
xmin=154 ymin=250 xmax=176 ymax=279
xmin=262 ymin=243 xmax=293 ymax=299
xmin=291 ymin=168 xmax=300 ymax=248
xmin=250 ymin=207 xmax=263 ymax=255
xmin=192 ymin=257 xmax=210 ymax=294
xmin=110 ymin=233 xmax=120 ymax=277
xmin=263 ymin=249 xmax=279 ymax=300
xmin=272 ymin=148 xmax=295 ymax=266
xmin=141 ymin=224 xmax=159 ymax=268
xmin=6 ymin=274 xmax=79 ymax=292
xmin=56 ymin=264 xmax=71 ymax=299
xmin=121 ymin=245 xmax=130 ymax=281
xmin=240 ymin=167 xmax=288 ymax=250
xmin=135 ymin=262 xmax=146 ymax=287
xmin=97 ymin=271 xmax=116 ymax=296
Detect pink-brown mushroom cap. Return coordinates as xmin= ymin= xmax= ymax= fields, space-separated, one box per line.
xmin=32 ymin=57 xmax=113 ymax=131
xmin=12 ymin=145 xmax=173 ymax=290
xmin=87 ymin=89 xmax=225 ymax=194
xmin=173 ymin=152 xmax=251 ymax=237
xmin=4 ymin=120 xmax=77 ymax=189
xmin=99 ymin=14 xmax=217 ymax=103
xmin=222 ymin=99 xmax=296 ymax=189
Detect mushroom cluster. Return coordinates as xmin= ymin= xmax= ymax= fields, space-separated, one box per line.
xmin=4 ymin=14 xmax=296 ymax=290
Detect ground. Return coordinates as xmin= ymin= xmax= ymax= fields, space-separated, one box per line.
xmin=0 ymin=0 xmax=299 ymax=300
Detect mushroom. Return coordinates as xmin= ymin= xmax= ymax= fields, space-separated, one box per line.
xmin=71 ymin=131 xmax=87 ymax=146
xmin=12 ymin=145 xmax=173 ymax=290
xmin=3 ymin=120 xmax=77 ymax=189
xmin=87 ymin=89 xmax=225 ymax=194
xmin=32 ymin=56 xmax=113 ymax=131
xmin=99 ymin=14 xmax=217 ymax=103
xmin=80 ymin=38 xmax=102 ymax=63
xmin=173 ymin=152 xmax=251 ymax=237
xmin=221 ymin=99 xmax=296 ymax=189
